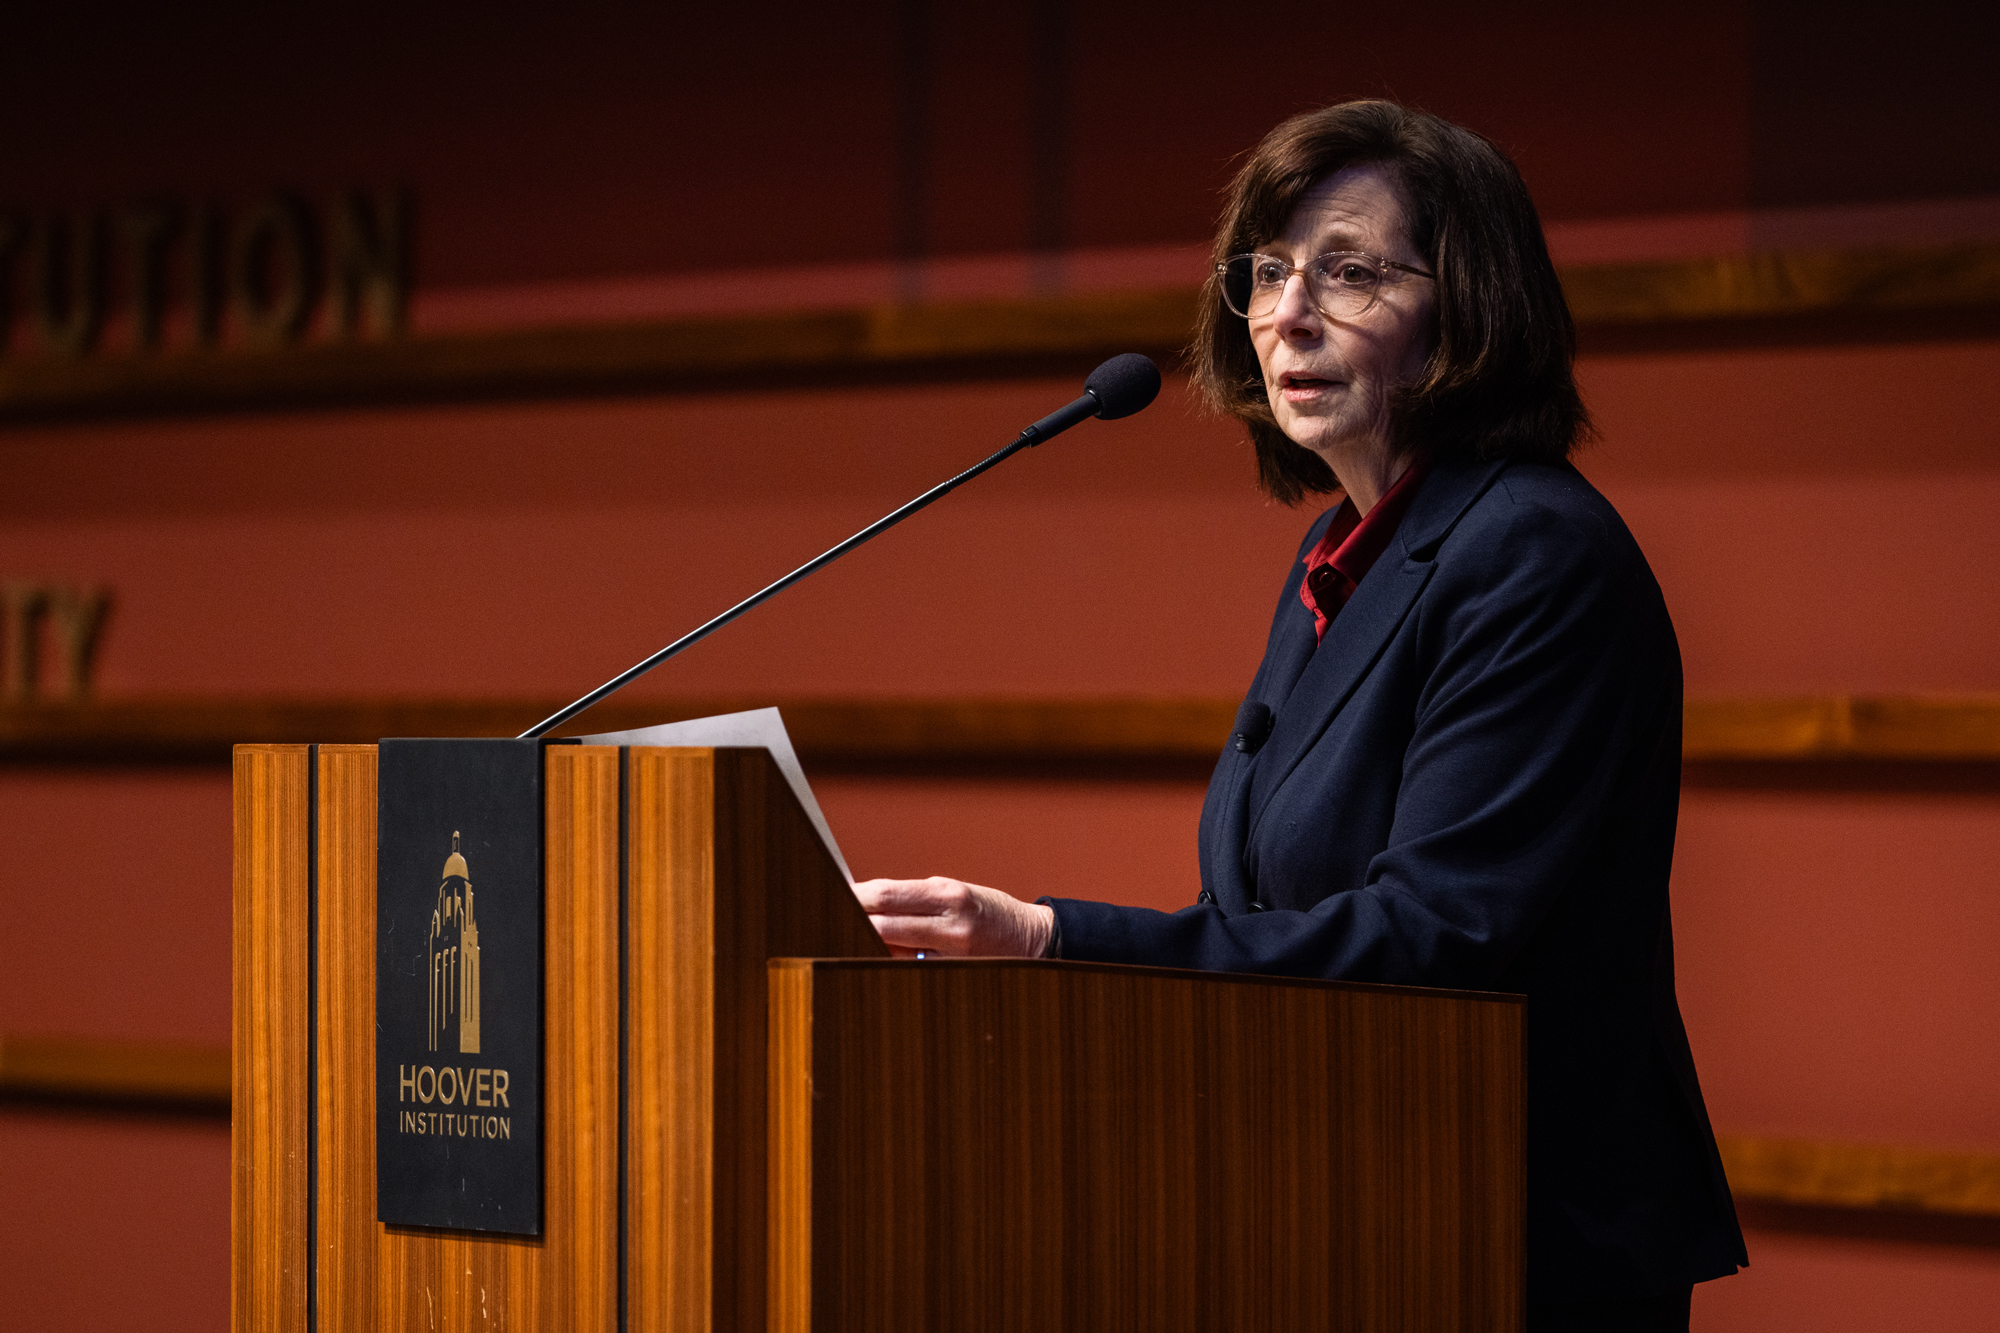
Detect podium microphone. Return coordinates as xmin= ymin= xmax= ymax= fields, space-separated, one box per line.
xmin=518 ymin=352 xmax=1163 ymax=739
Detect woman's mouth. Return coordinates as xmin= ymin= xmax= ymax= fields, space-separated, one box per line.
xmin=1279 ymin=372 xmax=1340 ymax=400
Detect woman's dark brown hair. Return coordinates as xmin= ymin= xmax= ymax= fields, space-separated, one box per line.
xmin=1190 ymin=100 xmax=1590 ymax=504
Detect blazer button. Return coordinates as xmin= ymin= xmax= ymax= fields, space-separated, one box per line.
xmin=1231 ymin=700 xmax=1275 ymax=754
xmin=1197 ymin=889 xmax=1216 ymax=906
xmin=1247 ymin=900 xmax=1270 ymax=913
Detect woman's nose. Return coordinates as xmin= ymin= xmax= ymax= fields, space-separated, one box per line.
xmin=1272 ymin=272 xmax=1321 ymax=338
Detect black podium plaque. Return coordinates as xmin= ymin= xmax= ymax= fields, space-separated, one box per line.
xmin=375 ymin=738 xmax=544 ymax=1236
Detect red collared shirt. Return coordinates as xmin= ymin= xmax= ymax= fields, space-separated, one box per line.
xmin=1298 ymin=459 xmax=1431 ymax=641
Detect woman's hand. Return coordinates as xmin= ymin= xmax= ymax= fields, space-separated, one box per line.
xmin=853 ymin=877 xmax=1055 ymax=959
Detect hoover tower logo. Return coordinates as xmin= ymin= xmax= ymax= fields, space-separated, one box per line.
xmin=429 ymin=831 xmax=482 ymax=1054
xmin=377 ymin=738 xmax=543 ymax=1236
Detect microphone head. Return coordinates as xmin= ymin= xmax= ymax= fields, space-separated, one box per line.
xmin=1084 ymin=353 xmax=1162 ymax=420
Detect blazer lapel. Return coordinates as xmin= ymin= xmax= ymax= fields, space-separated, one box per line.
xmin=1245 ymin=559 xmax=1432 ymax=842
xmin=1239 ymin=503 xmax=1341 ymax=713
xmin=1201 ymin=507 xmax=1338 ymax=904
xmin=1260 ymin=572 xmax=1322 ymax=709
xmin=1244 ymin=458 xmax=1510 ymax=844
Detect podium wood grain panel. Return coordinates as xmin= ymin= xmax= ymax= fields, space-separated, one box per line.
xmin=626 ymin=748 xmax=717 ymax=1333
xmin=766 ymin=962 xmax=816 ymax=1333
xmin=769 ymin=959 xmax=1524 ymax=1333
xmin=627 ymin=748 xmax=888 ymax=1333
xmin=314 ymin=745 xmax=378 ymax=1329
xmin=709 ymin=749 xmax=888 ymax=1332
xmin=312 ymin=745 xmax=620 ymax=1333
xmin=542 ymin=746 xmax=621 ymax=1327
xmin=232 ymin=745 xmax=313 ymax=1333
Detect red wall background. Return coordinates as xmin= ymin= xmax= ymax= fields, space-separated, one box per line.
xmin=3 ymin=3 xmax=1998 ymax=1328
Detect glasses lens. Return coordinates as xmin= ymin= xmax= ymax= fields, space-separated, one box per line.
xmin=1304 ymin=253 xmax=1382 ymax=317
xmin=1221 ymin=255 xmax=1296 ymax=318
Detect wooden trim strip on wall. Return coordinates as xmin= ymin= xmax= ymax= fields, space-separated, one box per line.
xmin=1559 ymin=243 xmax=2000 ymax=326
xmin=0 ymin=1032 xmax=231 ymax=1112
xmin=0 ymin=242 xmax=1995 ymax=422
xmin=4 ymin=695 xmax=2000 ymax=767
xmin=1717 ymin=1135 xmax=2000 ymax=1217
xmin=1681 ymin=695 xmax=2000 ymax=760
xmin=7 ymin=1031 xmax=1997 ymax=1223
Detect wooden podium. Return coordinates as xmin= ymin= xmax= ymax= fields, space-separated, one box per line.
xmin=234 ymin=743 xmax=1525 ymax=1332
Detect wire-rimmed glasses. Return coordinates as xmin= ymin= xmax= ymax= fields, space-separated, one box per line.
xmin=1216 ymin=251 xmax=1436 ymax=321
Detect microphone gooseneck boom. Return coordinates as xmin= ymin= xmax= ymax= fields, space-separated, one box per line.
xmin=517 ymin=353 xmax=1163 ymax=739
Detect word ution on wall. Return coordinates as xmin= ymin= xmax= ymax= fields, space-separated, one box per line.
xmin=0 ymin=189 xmax=408 ymax=358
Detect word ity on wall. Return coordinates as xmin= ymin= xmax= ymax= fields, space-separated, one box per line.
xmin=1 ymin=583 xmax=111 ymax=701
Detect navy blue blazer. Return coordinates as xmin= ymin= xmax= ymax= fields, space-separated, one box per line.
xmin=1049 ymin=457 xmax=1748 ymax=1300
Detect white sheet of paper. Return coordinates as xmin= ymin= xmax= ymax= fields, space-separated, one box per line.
xmin=579 ymin=707 xmax=852 ymax=885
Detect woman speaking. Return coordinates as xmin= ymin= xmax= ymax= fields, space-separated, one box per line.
xmin=855 ymin=100 xmax=1747 ymax=1330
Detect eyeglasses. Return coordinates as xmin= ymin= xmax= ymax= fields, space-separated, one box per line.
xmin=1216 ymin=251 xmax=1436 ymax=321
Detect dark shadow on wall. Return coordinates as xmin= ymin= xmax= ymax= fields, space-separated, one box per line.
xmin=1738 ymin=1198 xmax=2000 ymax=1250
xmin=1750 ymin=0 xmax=2000 ymax=210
